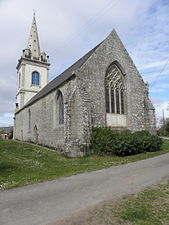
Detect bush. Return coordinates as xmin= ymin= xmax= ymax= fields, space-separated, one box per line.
xmin=112 ymin=133 xmax=142 ymax=156
xmin=90 ymin=128 xmax=163 ymax=157
xmin=90 ymin=127 xmax=118 ymax=155
xmin=133 ymin=131 xmax=163 ymax=153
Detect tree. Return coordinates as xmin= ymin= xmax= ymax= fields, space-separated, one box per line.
xmin=158 ymin=118 xmax=169 ymax=136
xmin=8 ymin=129 xmax=13 ymax=139
xmin=166 ymin=121 xmax=169 ymax=134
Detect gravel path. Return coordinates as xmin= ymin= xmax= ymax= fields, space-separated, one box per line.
xmin=1 ymin=153 xmax=169 ymax=225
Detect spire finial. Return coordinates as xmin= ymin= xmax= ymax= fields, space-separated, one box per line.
xmin=26 ymin=12 xmax=40 ymax=58
xmin=33 ymin=9 xmax=36 ymax=17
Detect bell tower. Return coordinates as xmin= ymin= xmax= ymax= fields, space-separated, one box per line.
xmin=16 ymin=13 xmax=50 ymax=110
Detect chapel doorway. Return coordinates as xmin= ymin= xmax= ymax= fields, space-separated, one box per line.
xmin=34 ymin=125 xmax=38 ymax=143
xmin=21 ymin=129 xmax=23 ymax=140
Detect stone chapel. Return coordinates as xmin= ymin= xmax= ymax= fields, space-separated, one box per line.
xmin=14 ymin=15 xmax=156 ymax=157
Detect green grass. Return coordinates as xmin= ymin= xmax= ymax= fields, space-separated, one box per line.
xmin=0 ymin=139 xmax=169 ymax=189
xmin=113 ymin=180 xmax=169 ymax=225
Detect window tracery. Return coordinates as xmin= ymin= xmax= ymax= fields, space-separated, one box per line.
xmin=105 ymin=63 xmax=125 ymax=114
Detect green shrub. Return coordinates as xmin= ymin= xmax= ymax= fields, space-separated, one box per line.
xmin=90 ymin=127 xmax=118 ymax=155
xmin=112 ymin=133 xmax=143 ymax=156
xmin=143 ymin=135 xmax=162 ymax=152
xmin=132 ymin=130 xmax=150 ymax=137
xmin=133 ymin=132 xmax=163 ymax=153
xmin=90 ymin=128 xmax=163 ymax=157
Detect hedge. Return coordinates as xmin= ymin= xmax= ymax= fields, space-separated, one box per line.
xmin=90 ymin=127 xmax=163 ymax=156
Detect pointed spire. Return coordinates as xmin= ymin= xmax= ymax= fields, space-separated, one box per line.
xmin=26 ymin=12 xmax=40 ymax=58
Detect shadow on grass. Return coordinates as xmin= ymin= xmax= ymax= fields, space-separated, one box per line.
xmin=0 ymin=160 xmax=18 ymax=172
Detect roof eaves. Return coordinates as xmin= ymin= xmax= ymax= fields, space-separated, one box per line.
xmin=15 ymin=41 xmax=102 ymax=115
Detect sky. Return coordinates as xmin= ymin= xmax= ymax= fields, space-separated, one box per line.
xmin=0 ymin=0 xmax=169 ymax=127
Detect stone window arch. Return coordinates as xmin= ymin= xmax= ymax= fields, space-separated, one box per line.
xmin=56 ymin=90 xmax=64 ymax=124
xmin=105 ymin=62 xmax=126 ymax=114
xmin=32 ymin=71 xmax=40 ymax=86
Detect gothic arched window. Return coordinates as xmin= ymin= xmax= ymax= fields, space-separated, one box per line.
xmin=32 ymin=71 xmax=40 ymax=86
xmin=105 ymin=63 xmax=125 ymax=114
xmin=57 ymin=90 xmax=64 ymax=124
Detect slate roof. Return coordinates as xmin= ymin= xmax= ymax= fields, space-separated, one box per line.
xmin=16 ymin=42 xmax=102 ymax=114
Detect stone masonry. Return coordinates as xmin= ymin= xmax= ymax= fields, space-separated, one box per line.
xmin=14 ymin=28 xmax=156 ymax=157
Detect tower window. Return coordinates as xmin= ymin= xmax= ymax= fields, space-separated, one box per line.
xmin=32 ymin=71 xmax=40 ymax=86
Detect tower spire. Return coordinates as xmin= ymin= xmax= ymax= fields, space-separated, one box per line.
xmin=16 ymin=14 xmax=50 ymax=110
xmin=26 ymin=12 xmax=40 ymax=58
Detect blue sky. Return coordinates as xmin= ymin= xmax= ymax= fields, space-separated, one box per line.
xmin=0 ymin=0 xmax=169 ymax=127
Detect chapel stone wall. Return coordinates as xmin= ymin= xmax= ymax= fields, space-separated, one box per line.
xmin=14 ymin=30 xmax=156 ymax=158
xmin=14 ymin=77 xmax=77 ymax=151
xmin=76 ymin=31 xmax=156 ymax=134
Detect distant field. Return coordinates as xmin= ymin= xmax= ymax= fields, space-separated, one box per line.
xmin=0 ymin=139 xmax=169 ymax=189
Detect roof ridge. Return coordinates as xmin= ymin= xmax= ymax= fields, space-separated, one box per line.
xmin=15 ymin=41 xmax=102 ymax=114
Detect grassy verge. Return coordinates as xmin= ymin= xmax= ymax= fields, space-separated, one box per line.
xmin=114 ymin=180 xmax=169 ymax=225
xmin=55 ymin=180 xmax=169 ymax=225
xmin=0 ymin=139 xmax=169 ymax=189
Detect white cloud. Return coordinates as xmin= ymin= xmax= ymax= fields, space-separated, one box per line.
xmin=151 ymin=98 xmax=163 ymax=105
xmin=140 ymin=67 xmax=169 ymax=84
xmin=127 ymin=1 xmax=169 ymax=71
xmin=152 ymin=99 xmax=169 ymax=126
xmin=0 ymin=113 xmax=13 ymax=127
xmin=158 ymin=83 xmax=169 ymax=88
xmin=152 ymin=99 xmax=169 ymax=117
xmin=150 ymin=88 xmax=165 ymax=93
xmin=139 ymin=60 xmax=168 ymax=70
xmin=0 ymin=0 xmax=169 ymax=126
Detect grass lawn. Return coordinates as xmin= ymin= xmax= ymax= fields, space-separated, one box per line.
xmin=0 ymin=139 xmax=169 ymax=190
xmin=112 ymin=179 xmax=169 ymax=225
